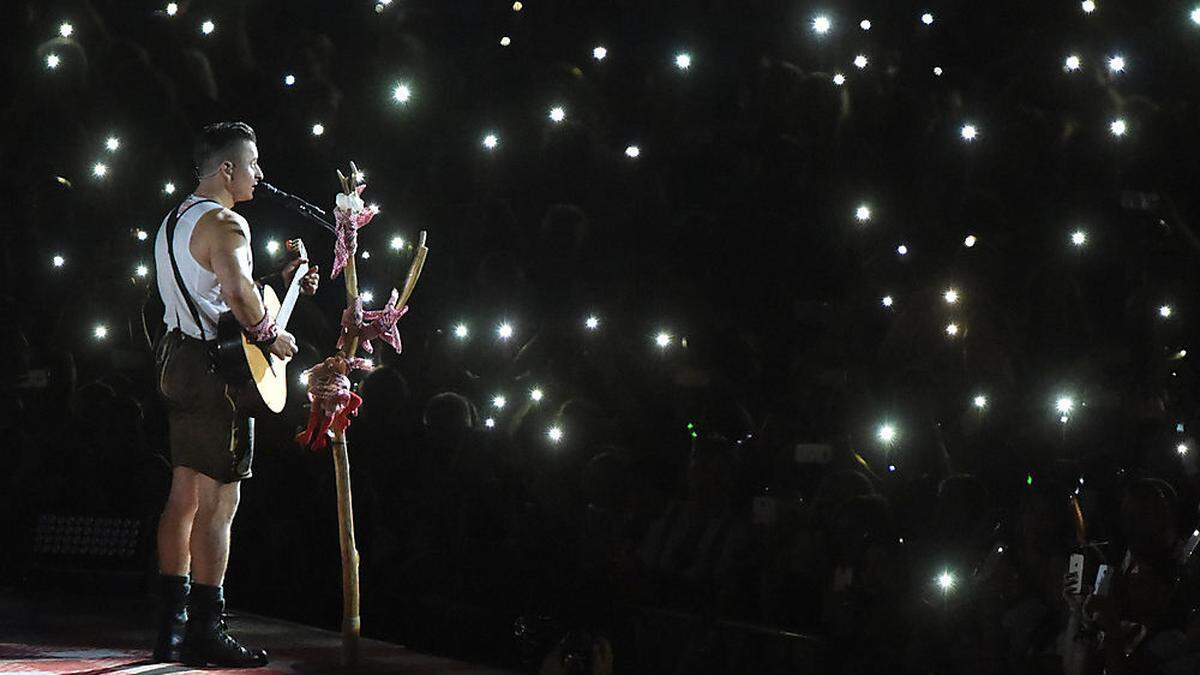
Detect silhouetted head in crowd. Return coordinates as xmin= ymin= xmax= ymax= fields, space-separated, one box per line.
xmin=580 ymin=447 xmax=631 ymax=512
xmin=1016 ymin=481 xmax=1086 ymax=562
xmin=421 ymin=391 xmax=476 ymax=454
xmin=812 ymin=469 xmax=876 ymax=526
xmin=686 ymin=434 xmax=737 ymax=515
xmin=358 ymin=365 xmax=411 ymax=421
xmin=1120 ymin=478 xmax=1179 ymax=562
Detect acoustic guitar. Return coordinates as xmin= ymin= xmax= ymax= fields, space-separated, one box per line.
xmin=214 ymin=240 xmax=309 ymax=413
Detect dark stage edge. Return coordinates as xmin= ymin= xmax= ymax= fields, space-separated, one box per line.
xmin=0 ymin=591 xmax=518 ymax=674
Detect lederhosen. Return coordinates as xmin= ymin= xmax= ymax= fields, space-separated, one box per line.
xmin=153 ymin=198 xmax=255 ymax=483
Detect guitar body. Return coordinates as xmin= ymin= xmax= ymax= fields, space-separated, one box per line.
xmin=215 ymin=284 xmax=290 ymax=413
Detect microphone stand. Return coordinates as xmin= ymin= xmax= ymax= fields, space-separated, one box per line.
xmin=259 ymin=182 xmax=337 ymax=235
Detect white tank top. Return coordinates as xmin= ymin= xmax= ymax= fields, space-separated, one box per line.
xmin=154 ymin=194 xmax=252 ymax=340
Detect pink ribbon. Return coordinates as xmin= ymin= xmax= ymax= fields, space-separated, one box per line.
xmin=337 ymin=289 xmax=409 ymax=355
xmin=330 ymin=185 xmax=379 ymax=280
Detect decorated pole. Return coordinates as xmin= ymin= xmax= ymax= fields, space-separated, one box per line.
xmin=294 ymin=162 xmax=429 ymax=666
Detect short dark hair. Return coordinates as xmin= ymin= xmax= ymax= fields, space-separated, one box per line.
xmin=193 ymin=122 xmax=257 ymax=177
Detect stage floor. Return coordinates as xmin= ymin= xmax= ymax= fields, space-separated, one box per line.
xmin=0 ymin=591 xmax=517 ymax=674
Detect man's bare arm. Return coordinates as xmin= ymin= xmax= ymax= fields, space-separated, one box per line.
xmin=205 ymin=211 xmax=268 ymax=327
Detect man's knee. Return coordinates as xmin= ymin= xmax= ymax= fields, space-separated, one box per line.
xmin=197 ymin=481 xmax=241 ymax=525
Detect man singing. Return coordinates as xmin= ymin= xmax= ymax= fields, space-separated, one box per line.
xmin=152 ymin=122 xmax=319 ymax=667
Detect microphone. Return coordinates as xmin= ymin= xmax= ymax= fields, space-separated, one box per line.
xmin=258 ymin=182 xmax=335 ymax=233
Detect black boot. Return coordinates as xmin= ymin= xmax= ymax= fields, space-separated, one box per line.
xmin=152 ymin=574 xmax=189 ymax=662
xmin=180 ymin=583 xmax=269 ymax=668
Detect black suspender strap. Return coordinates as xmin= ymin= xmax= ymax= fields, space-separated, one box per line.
xmin=164 ymin=197 xmax=221 ymax=343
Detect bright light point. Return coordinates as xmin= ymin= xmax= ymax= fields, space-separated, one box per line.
xmin=1110 ymin=119 xmax=1127 ymax=136
xmin=284 ymin=74 xmax=296 ymax=86
xmin=1178 ymin=443 xmax=1189 ymax=455
xmin=937 ymin=571 xmax=955 ymax=591
xmin=854 ymin=54 xmax=869 ymax=69
xmin=200 ymin=19 xmax=215 ymax=35
xmin=52 ymin=255 xmax=65 ymax=268
xmin=166 ymin=3 xmax=178 ymax=16
xmin=512 ymin=1 xmax=523 ymax=10
xmin=549 ymin=106 xmax=566 ymax=123
xmin=547 ymin=426 xmax=564 ymax=443
xmin=46 ymin=54 xmax=60 ymax=69
xmin=1081 ymin=0 xmax=1096 ymax=13
xmin=960 ymin=124 xmax=978 ymax=141
xmin=530 ymin=388 xmax=544 ymax=402
xmin=974 ymin=395 xmax=988 ymax=409
xmin=944 ymin=289 xmax=959 ymax=304
xmin=1071 ymin=230 xmax=1087 ymax=246
xmin=1056 ymin=397 xmax=1075 ymax=414
xmin=483 ymin=133 xmax=499 ymax=150
xmin=860 ymin=19 xmax=872 ymax=30
xmin=492 ymin=395 xmax=507 ymax=409
xmin=484 ymin=417 xmax=496 ymax=428
xmin=812 ymin=16 xmax=832 ymax=34
xmin=933 ymin=66 xmax=943 ymax=76
xmin=946 ymin=323 xmax=960 ymax=336
xmin=500 ymin=36 xmax=511 ymax=46
xmin=361 ymin=250 xmax=371 ymax=259
xmin=1192 ymin=8 xmax=1200 ymax=25
xmin=135 ymin=229 xmax=148 ymax=241
xmin=675 ymin=53 xmax=692 ymax=70
xmin=624 ymin=145 xmax=640 ymax=158
xmin=585 ymin=315 xmax=600 ymax=329
xmin=164 ymin=182 xmax=176 ymax=195
xmin=855 ymin=205 xmax=871 ymax=221
xmin=1160 ymin=305 xmax=1174 ymax=318
xmin=454 ymin=324 xmax=469 ymax=339
xmin=1107 ymin=55 xmax=1125 ymax=73
xmin=655 ymin=332 xmax=673 ymax=348
xmin=593 ymin=46 xmax=608 ymax=60
xmin=888 ymin=464 xmax=896 ymax=472
xmin=386 ymin=236 xmax=404 ymax=251
xmin=1065 ymin=55 xmax=1082 ymax=71
xmin=877 ymin=424 xmax=897 ymax=444
xmin=60 ymin=23 xmax=74 ymax=38
xmin=94 ymin=325 xmax=109 ymax=340
xmin=92 ymin=162 xmax=108 ymax=178
xmin=498 ymin=323 xmax=514 ymax=339
xmin=105 ymin=137 xmax=120 ymax=152
xmin=266 ymin=240 xmax=280 ymax=254
xmin=882 ymin=295 xmax=894 ymax=307
xmin=360 ymin=290 xmax=374 ymax=304
xmin=299 ymin=371 xmax=309 ymax=386
xmin=832 ymin=73 xmax=846 ymax=86
xmin=897 ymin=245 xmax=908 ymax=256
xmin=392 ymin=83 xmax=411 ymax=103
xmin=312 ymin=123 xmax=325 ymax=136
xmin=921 ymin=12 xmax=935 ymax=25
xmin=964 ymin=235 xmax=978 ymax=248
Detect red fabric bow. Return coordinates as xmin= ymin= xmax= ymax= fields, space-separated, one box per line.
xmin=337 ymin=289 xmax=409 ymax=355
xmin=295 ymin=356 xmax=375 ymax=451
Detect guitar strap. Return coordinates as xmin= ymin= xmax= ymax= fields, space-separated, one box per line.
xmin=164 ymin=197 xmax=221 ymax=367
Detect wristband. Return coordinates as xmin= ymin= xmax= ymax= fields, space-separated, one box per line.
xmin=242 ymin=310 xmax=278 ymax=345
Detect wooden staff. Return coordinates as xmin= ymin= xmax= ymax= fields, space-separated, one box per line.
xmin=329 ymin=162 xmax=429 ymax=665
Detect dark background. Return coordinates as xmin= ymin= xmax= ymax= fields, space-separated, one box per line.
xmin=3 ymin=1 xmax=1200 ymax=673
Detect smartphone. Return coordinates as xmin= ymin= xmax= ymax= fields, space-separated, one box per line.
xmin=1093 ymin=564 xmax=1112 ymax=597
xmin=1067 ymin=553 xmax=1085 ymax=594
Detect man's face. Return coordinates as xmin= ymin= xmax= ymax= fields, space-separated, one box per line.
xmin=222 ymin=140 xmax=264 ymax=203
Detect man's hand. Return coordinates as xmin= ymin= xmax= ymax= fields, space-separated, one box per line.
xmin=282 ymin=239 xmax=320 ymax=295
xmin=269 ymin=329 xmax=298 ymax=360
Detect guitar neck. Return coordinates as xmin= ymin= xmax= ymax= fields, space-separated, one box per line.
xmin=274 ymin=263 xmax=308 ymax=331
